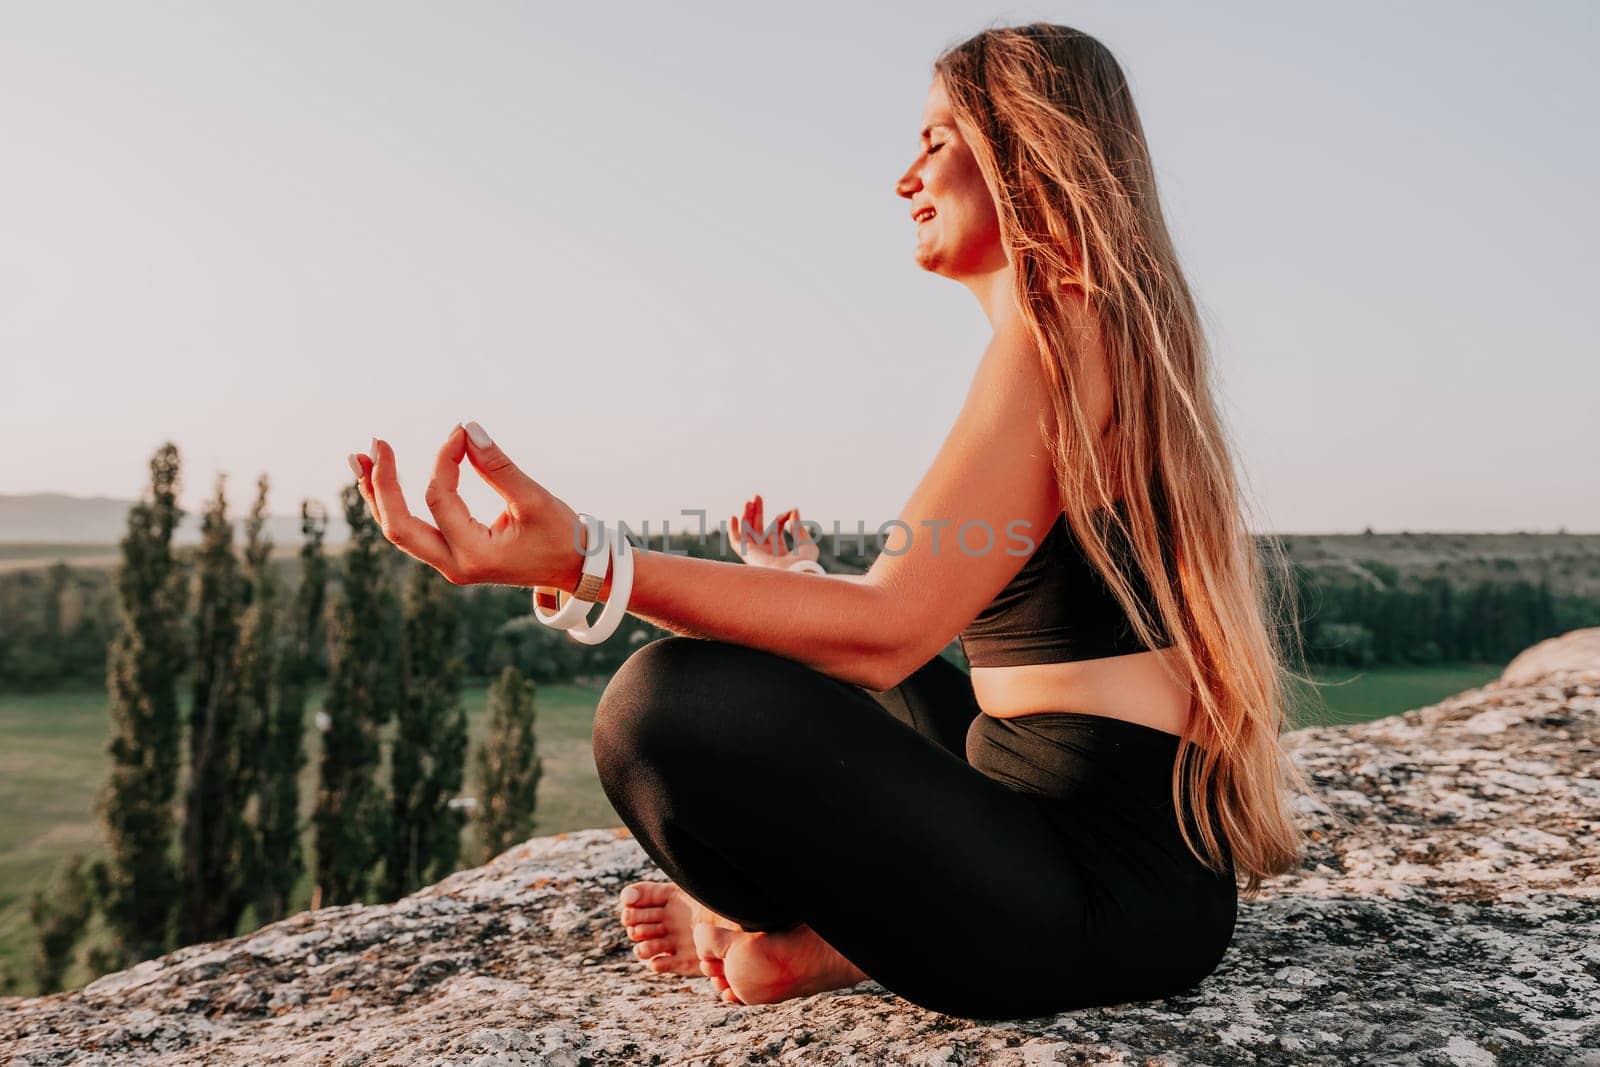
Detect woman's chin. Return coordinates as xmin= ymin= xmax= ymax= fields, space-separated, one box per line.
xmin=915 ymin=252 xmax=970 ymax=283
xmin=913 ymin=242 xmax=946 ymax=275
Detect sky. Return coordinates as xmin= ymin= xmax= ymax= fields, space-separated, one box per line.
xmin=1 ymin=1 xmax=1595 ymax=536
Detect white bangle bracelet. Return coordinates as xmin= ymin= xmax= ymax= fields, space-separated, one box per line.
xmin=566 ymin=523 xmax=635 ymax=645
xmin=532 ymin=513 xmax=608 ymax=630
xmin=788 ymin=559 xmax=826 ymax=575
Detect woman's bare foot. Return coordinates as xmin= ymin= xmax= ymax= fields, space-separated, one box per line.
xmin=691 ymin=921 xmax=869 ymax=1006
xmin=617 ymin=881 xmax=739 ymax=979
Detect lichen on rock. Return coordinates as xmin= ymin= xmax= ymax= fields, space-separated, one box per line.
xmin=4 ymin=630 xmax=1598 ymax=1065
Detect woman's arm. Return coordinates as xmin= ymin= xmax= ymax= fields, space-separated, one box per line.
xmin=557 ymin=547 xmax=895 ymax=689
xmin=357 ymin=429 xmax=902 ymax=689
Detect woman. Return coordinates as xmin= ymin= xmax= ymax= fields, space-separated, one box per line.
xmin=352 ymin=22 xmax=1307 ymax=1021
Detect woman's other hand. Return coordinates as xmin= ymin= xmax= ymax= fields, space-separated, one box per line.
xmin=349 ymin=421 xmax=588 ymax=590
xmin=729 ymin=493 xmax=819 ymax=571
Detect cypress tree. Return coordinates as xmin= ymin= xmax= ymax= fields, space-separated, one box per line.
xmin=179 ymin=476 xmax=250 ymax=944
xmin=256 ymin=499 xmax=327 ymax=923
xmin=230 ymin=475 xmax=278 ymax=928
xmin=29 ymin=855 xmax=94 ymax=994
xmin=381 ymin=561 xmax=468 ymax=900
xmin=473 ymin=666 xmax=543 ymax=862
xmin=314 ymin=483 xmax=399 ymax=906
xmin=96 ymin=442 xmax=186 ymax=966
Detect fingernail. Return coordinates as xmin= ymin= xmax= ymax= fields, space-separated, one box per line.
xmin=621 ymin=887 xmax=639 ymax=905
xmin=347 ymin=453 xmax=363 ymax=478
xmin=464 ymin=421 xmax=493 ymax=448
xmin=369 ymin=436 xmax=379 ymax=457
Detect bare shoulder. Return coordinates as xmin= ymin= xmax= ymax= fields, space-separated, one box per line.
xmin=966 ymin=319 xmax=1052 ymax=410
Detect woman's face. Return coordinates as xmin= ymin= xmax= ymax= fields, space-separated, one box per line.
xmin=896 ymin=78 xmax=1007 ymax=280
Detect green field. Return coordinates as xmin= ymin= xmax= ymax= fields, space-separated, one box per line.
xmin=1287 ymin=662 xmax=1503 ymax=729
xmin=0 ymin=660 xmax=1505 ymax=994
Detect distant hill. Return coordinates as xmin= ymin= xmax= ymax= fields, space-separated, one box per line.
xmin=0 ymin=492 xmax=350 ymax=548
xmin=1275 ymin=530 xmax=1600 ymax=599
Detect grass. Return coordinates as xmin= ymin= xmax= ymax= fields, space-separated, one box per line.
xmin=0 ymin=659 xmax=1505 ymax=994
xmin=1290 ymin=662 xmax=1504 ymax=728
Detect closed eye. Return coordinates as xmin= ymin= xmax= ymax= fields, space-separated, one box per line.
xmin=927 ymin=143 xmax=945 ymax=155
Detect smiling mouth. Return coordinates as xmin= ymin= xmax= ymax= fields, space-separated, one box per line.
xmin=913 ymin=207 xmax=936 ymax=224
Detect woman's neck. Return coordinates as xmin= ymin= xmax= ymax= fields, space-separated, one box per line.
xmin=963 ymin=262 xmax=1021 ymax=332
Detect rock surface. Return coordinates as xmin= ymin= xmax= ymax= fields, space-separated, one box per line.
xmin=4 ymin=630 xmax=1599 ymax=1066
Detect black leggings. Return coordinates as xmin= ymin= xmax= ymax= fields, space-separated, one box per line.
xmin=592 ymin=636 xmax=1237 ymax=1021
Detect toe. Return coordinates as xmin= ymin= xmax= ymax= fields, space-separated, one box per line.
xmin=634 ymin=938 xmax=673 ymax=960
xmin=693 ymin=920 xmax=735 ymax=964
xmin=622 ymin=882 xmax=676 ymax=910
xmin=621 ymin=905 xmax=666 ymax=925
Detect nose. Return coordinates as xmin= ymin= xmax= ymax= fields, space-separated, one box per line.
xmin=895 ymin=156 xmax=922 ymax=200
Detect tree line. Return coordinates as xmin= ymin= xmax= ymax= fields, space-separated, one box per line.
xmin=0 ymin=547 xmax=665 ymax=694
xmin=23 ymin=443 xmax=548 ymax=992
xmin=1290 ymin=566 xmax=1588 ymax=668
xmin=4 ymin=531 xmax=1595 ymax=695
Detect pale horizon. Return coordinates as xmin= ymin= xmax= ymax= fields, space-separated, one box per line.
xmin=3 ymin=2 xmax=1595 ymax=536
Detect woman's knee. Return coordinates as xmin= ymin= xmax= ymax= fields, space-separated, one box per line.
xmin=592 ymin=636 xmax=737 ymax=768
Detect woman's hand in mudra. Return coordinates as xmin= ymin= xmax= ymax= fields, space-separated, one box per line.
xmin=729 ymin=493 xmax=819 ymax=571
xmin=350 ymin=422 xmax=586 ymax=590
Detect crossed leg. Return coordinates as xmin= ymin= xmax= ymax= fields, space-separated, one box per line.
xmin=595 ymin=637 xmax=1094 ymax=1020
xmin=615 ymin=648 xmax=983 ymax=997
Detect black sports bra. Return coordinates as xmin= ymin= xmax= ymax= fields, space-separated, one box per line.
xmin=957 ymin=499 xmax=1175 ymax=668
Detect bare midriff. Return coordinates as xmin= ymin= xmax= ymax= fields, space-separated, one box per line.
xmin=969 ymin=645 xmax=1193 ymax=737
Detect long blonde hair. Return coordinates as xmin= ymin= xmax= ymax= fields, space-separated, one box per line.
xmin=935 ymin=23 xmax=1309 ymax=893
